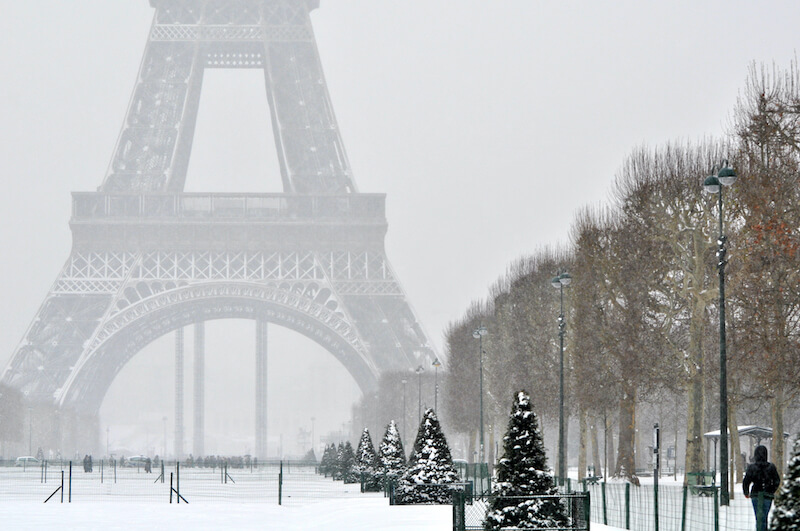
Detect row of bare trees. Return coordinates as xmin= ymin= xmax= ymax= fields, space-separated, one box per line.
xmin=442 ymin=61 xmax=800 ymax=481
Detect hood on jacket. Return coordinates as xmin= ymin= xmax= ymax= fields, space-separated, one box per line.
xmin=754 ymin=445 xmax=768 ymax=463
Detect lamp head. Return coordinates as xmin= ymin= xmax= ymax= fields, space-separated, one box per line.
xmin=432 ymin=358 xmax=441 ymax=368
xmin=559 ymin=272 xmax=572 ymax=286
xmin=703 ymin=175 xmax=720 ymax=194
xmin=551 ymin=276 xmax=562 ymax=289
xmin=717 ymin=165 xmax=737 ymax=186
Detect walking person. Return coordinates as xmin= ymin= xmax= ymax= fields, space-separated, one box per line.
xmin=742 ymin=445 xmax=780 ymax=531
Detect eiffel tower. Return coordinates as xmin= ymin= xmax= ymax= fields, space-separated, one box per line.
xmin=2 ymin=0 xmax=435 ymax=456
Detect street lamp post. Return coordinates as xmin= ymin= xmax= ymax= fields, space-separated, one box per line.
xmin=416 ymin=365 xmax=424 ymax=423
xmin=162 ymin=416 xmax=167 ymax=458
xmin=432 ymin=358 xmax=442 ymax=412
xmin=402 ymin=379 xmax=408 ymax=448
xmin=472 ymin=325 xmax=488 ymax=463
xmin=28 ymin=407 xmax=32 ymax=456
xmin=703 ymin=162 xmax=737 ymax=506
xmin=551 ymin=272 xmax=571 ymax=485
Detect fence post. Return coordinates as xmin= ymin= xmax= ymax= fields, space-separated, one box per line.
xmin=68 ymin=461 xmax=72 ymax=503
xmin=162 ymin=461 xmax=165 ymax=483
xmin=452 ymin=489 xmax=466 ymax=531
xmin=680 ymin=484 xmax=688 ymax=531
xmin=602 ymin=481 xmax=607 ymax=526
xmin=654 ymin=476 xmax=659 ymax=531
xmin=625 ymin=482 xmax=630 ymax=530
xmin=114 ymin=458 xmax=117 ymax=483
xmin=101 ymin=459 xmax=104 ymax=483
xmin=61 ymin=470 xmax=64 ymax=503
xmin=177 ymin=462 xmax=181 ymax=504
xmin=170 ymin=472 xmax=173 ymax=504
xmin=713 ymin=486 xmax=719 ymax=531
xmin=278 ymin=460 xmax=283 ymax=505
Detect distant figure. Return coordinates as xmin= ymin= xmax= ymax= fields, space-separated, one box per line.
xmin=83 ymin=454 xmax=90 ymax=473
xmin=88 ymin=455 xmax=93 ymax=473
xmin=742 ymin=445 xmax=780 ymax=531
xmin=145 ymin=457 xmax=152 ymax=473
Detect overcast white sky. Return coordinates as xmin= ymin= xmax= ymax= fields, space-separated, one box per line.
xmin=1 ymin=1 xmax=798 ymax=456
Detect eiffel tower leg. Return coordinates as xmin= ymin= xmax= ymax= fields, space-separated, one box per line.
xmin=193 ymin=322 xmax=205 ymax=457
xmin=255 ymin=319 xmax=268 ymax=460
xmin=175 ymin=328 xmax=184 ymax=460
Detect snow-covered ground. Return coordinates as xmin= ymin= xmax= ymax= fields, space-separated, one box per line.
xmin=0 ymin=498 xmax=631 ymax=530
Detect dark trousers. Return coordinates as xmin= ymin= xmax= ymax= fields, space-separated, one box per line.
xmin=751 ymin=494 xmax=772 ymax=531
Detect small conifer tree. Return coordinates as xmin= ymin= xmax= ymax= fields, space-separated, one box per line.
xmin=340 ymin=441 xmax=359 ymax=483
xmin=771 ymin=435 xmax=800 ymax=531
xmin=396 ymin=408 xmax=458 ymax=504
xmin=355 ymin=428 xmax=381 ymax=491
xmin=319 ymin=444 xmax=336 ymax=476
xmin=484 ymin=390 xmax=569 ymax=530
xmin=379 ymin=420 xmax=407 ymax=487
xmin=332 ymin=442 xmax=345 ymax=480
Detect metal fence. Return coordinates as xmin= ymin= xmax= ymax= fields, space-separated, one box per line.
xmin=0 ymin=459 xmax=377 ymax=505
xmin=452 ymin=492 xmax=590 ymax=531
xmin=583 ymin=480 xmax=770 ymax=531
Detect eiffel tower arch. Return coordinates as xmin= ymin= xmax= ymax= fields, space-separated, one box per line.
xmin=1 ymin=0 xmax=436 ymax=454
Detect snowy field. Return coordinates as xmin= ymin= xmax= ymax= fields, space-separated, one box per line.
xmin=0 ymin=463 xmax=626 ymax=530
xmin=0 ymin=464 xmax=764 ymax=530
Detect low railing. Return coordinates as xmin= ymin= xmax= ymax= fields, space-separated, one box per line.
xmin=71 ymin=193 xmax=386 ymax=222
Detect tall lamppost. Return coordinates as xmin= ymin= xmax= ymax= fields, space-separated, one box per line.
xmin=432 ymin=358 xmax=442 ymax=412
xmin=472 ymin=325 xmax=488 ymax=463
xmin=551 ymin=272 xmax=571 ymax=485
xmin=402 ymin=379 xmax=408 ymax=448
xmin=162 ymin=416 xmax=167 ymax=458
xmin=416 ymin=365 xmax=424 ymax=423
xmin=311 ymin=417 xmax=315 ymax=454
xmin=703 ymin=161 xmax=737 ymax=506
xmin=28 ymin=407 xmax=32 ymax=455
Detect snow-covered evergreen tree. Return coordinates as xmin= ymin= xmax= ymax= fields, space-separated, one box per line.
xmin=484 ymin=390 xmax=569 ymax=530
xmin=379 ymin=420 xmax=407 ymax=487
xmin=395 ymin=408 xmax=459 ymax=504
xmin=771 ymin=435 xmax=800 ymax=531
xmin=332 ymin=442 xmax=345 ymax=480
xmin=355 ymin=428 xmax=381 ymax=491
xmin=319 ymin=444 xmax=336 ymax=476
xmin=340 ymin=441 xmax=359 ymax=483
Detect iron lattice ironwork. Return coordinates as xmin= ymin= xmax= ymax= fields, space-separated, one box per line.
xmin=2 ymin=0 xmax=435 ymax=415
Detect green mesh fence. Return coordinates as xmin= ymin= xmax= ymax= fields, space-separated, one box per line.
xmin=583 ymin=481 xmax=769 ymax=531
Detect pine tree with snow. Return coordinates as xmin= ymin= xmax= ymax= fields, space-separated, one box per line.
xmin=484 ymin=391 xmax=569 ymax=530
xmin=319 ymin=444 xmax=334 ymax=476
xmin=355 ymin=428 xmax=382 ymax=491
xmin=340 ymin=441 xmax=359 ymax=483
xmin=395 ymin=408 xmax=459 ymax=504
xmin=332 ymin=442 xmax=345 ymax=480
xmin=379 ymin=420 xmax=407 ymax=487
xmin=771 ymin=435 xmax=800 ymax=531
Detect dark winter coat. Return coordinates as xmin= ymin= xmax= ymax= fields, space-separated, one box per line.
xmin=742 ymin=445 xmax=780 ymax=498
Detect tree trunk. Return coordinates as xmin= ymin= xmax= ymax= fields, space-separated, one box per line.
xmin=605 ymin=413 xmax=616 ymax=478
xmin=729 ymin=399 xmax=743 ymax=486
xmin=615 ymin=382 xmax=636 ymax=479
xmin=468 ymin=430 xmax=476 ymax=464
xmin=685 ymin=302 xmax=706 ymax=479
xmin=591 ymin=418 xmax=601 ymax=476
xmin=771 ymin=388 xmax=785 ymax=478
xmin=579 ymin=409 xmax=587 ymax=481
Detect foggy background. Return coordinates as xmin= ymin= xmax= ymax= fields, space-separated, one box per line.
xmin=1 ymin=1 xmax=798 ymax=458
